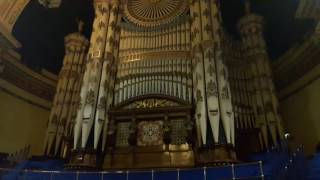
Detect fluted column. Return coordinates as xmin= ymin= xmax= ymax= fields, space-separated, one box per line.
xmin=190 ymin=0 xmax=208 ymax=145
xmin=44 ymin=25 xmax=89 ymax=156
xmin=190 ymin=0 xmax=235 ymax=147
xmin=73 ymin=0 xmax=120 ymax=150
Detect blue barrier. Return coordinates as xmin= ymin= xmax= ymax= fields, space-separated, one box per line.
xmin=154 ymin=170 xmax=177 ymax=180
xmin=207 ymin=166 xmax=233 ymax=180
xmin=0 ymin=163 xmax=264 ymax=180
xmin=0 ymin=146 xmax=307 ymax=180
xmin=103 ymin=172 xmax=127 ymax=180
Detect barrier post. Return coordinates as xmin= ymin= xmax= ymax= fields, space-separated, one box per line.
xmin=203 ymin=167 xmax=207 ymax=180
xmin=126 ymin=170 xmax=129 ymax=180
xmin=177 ymin=168 xmax=180 ymax=180
xmin=50 ymin=171 xmax=53 ymax=180
xmin=259 ymin=161 xmax=264 ymax=180
xmin=231 ymin=164 xmax=235 ymax=180
xmin=76 ymin=171 xmax=79 ymax=180
xmin=101 ymin=172 xmax=104 ymax=180
xmin=23 ymin=169 xmax=27 ymax=180
xmin=152 ymin=170 xmax=154 ymax=180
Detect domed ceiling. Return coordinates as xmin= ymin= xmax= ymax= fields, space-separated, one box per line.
xmin=123 ymin=0 xmax=188 ymax=27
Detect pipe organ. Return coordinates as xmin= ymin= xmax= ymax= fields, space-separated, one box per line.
xmin=44 ymin=0 xmax=285 ymax=170
xmin=236 ymin=2 xmax=284 ymax=150
xmin=119 ymin=18 xmax=190 ymax=54
xmin=115 ymin=52 xmax=193 ymax=104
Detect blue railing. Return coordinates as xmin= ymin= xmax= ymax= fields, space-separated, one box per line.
xmin=0 ymin=146 xmax=307 ymax=180
xmin=0 ymin=161 xmax=265 ymax=180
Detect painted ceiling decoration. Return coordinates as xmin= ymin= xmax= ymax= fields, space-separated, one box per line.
xmin=123 ymin=0 xmax=188 ymax=27
xmin=38 ymin=0 xmax=62 ymax=8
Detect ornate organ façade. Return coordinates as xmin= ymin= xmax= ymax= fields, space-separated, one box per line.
xmin=44 ymin=0 xmax=284 ymax=169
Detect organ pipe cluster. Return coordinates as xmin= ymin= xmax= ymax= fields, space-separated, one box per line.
xmin=225 ymin=1 xmax=284 ymax=149
xmin=44 ymin=24 xmax=89 ymax=156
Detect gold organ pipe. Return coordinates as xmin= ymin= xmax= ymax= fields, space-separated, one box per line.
xmin=157 ymin=31 xmax=161 ymax=50
xmin=186 ymin=20 xmax=190 ymax=50
xmin=169 ymin=26 xmax=173 ymax=50
xmin=178 ymin=23 xmax=181 ymax=50
xmin=174 ymin=24 xmax=177 ymax=50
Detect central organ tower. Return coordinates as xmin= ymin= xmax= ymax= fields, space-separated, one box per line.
xmin=44 ymin=0 xmax=284 ymax=169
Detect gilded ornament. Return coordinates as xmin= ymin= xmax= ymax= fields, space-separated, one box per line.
xmin=111 ymin=6 xmax=118 ymax=15
xmin=103 ymin=79 xmax=109 ymax=90
xmin=51 ymin=115 xmax=58 ymax=125
xmin=96 ymin=36 xmax=104 ymax=44
xmin=98 ymin=96 xmax=107 ymax=109
xmin=221 ymin=85 xmax=230 ymax=99
xmin=207 ymin=80 xmax=218 ymax=97
xmin=86 ymin=90 xmax=95 ymax=105
xmin=207 ymin=64 xmax=215 ymax=75
xmin=97 ymin=5 xmax=108 ymax=15
xmin=205 ymin=49 xmax=214 ymax=59
xmin=202 ymin=8 xmax=211 ymax=18
xmin=204 ymin=24 xmax=212 ymax=34
xmin=98 ymin=21 xmax=106 ymax=29
xmin=221 ymin=68 xmax=227 ymax=80
xmin=196 ymin=89 xmax=203 ymax=102
xmin=110 ymin=21 xmax=116 ymax=30
xmin=135 ymin=98 xmax=167 ymax=108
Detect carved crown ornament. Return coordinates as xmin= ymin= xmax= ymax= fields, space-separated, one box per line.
xmin=113 ymin=95 xmax=191 ymax=110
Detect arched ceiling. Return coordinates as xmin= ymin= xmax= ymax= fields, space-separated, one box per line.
xmin=12 ymin=0 xmax=94 ymax=74
xmin=11 ymin=0 xmax=314 ymax=74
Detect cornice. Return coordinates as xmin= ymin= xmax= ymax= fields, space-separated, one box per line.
xmin=0 ymin=48 xmax=57 ymax=107
xmin=0 ymin=22 xmax=21 ymax=49
xmin=273 ymin=34 xmax=320 ymax=91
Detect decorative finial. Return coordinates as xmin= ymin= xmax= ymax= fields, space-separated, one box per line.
xmin=245 ymin=0 xmax=251 ymax=14
xmin=77 ymin=19 xmax=84 ymax=33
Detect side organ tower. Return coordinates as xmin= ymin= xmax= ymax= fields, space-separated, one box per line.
xmin=237 ymin=1 xmax=284 ymax=149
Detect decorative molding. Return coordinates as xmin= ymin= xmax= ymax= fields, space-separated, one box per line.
xmin=0 ymin=79 xmax=52 ymax=110
xmin=0 ymin=0 xmax=30 ymax=33
xmin=119 ymin=50 xmax=190 ymax=62
xmin=0 ymin=47 xmax=56 ymax=107
xmin=123 ymin=98 xmax=181 ymax=109
xmin=273 ymin=35 xmax=320 ymax=91
xmin=277 ymin=63 xmax=320 ymax=101
xmin=0 ymin=22 xmax=21 ymax=48
xmin=114 ymin=94 xmax=191 ymax=109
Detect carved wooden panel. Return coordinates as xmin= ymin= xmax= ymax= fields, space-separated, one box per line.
xmin=116 ymin=122 xmax=131 ymax=147
xmin=171 ymin=119 xmax=186 ymax=145
xmin=137 ymin=121 xmax=163 ymax=146
xmin=123 ymin=98 xmax=181 ymax=109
